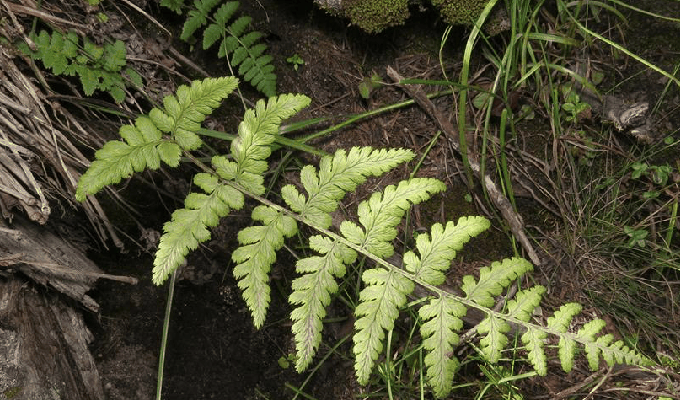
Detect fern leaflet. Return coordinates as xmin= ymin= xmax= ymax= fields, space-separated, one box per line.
xmin=354 ymin=267 xmax=414 ymax=384
xmin=419 ymin=295 xmax=466 ymax=398
xmin=290 ymin=236 xmax=356 ymax=371
xmin=351 ymin=178 xmax=447 ymax=383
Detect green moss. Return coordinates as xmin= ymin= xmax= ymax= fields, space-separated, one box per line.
xmin=345 ymin=0 xmax=410 ymax=33
xmin=430 ymin=0 xmax=489 ymax=26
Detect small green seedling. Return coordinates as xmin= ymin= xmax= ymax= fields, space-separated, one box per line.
xmin=358 ymin=73 xmax=383 ymax=99
xmin=287 ymin=54 xmax=304 ymax=71
xmin=624 ymin=226 xmax=648 ymax=248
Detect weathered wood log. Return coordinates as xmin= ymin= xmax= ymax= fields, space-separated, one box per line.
xmin=0 ymin=216 xmax=136 ymax=400
xmin=0 ymin=277 xmax=104 ymax=400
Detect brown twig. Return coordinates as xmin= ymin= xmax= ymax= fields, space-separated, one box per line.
xmin=2 ymin=252 xmax=138 ymax=285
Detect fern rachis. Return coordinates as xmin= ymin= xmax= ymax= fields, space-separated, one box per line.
xmin=76 ymin=77 xmax=655 ymax=399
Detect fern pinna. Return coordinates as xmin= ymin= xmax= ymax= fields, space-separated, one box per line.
xmin=76 ymin=77 xmax=654 ymax=398
xmin=177 ymin=0 xmax=276 ymax=98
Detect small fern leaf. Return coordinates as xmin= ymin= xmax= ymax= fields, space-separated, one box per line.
xmin=419 ymin=296 xmax=466 ymax=398
xmin=349 ymin=178 xmax=447 ymax=258
xmin=405 ymin=216 xmax=490 ymax=285
xmin=153 ymin=188 xmax=233 ymax=284
xmin=290 ymin=236 xmax=357 ymax=372
xmin=282 ymin=147 xmax=415 ymax=229
xmin=547 ymin=302 xmax=581 ymax=372
xmin=150 ymin=76 xmax=238 ymax=150
xmin=230 ymin=94 xmax=311 ymax=193
xmin=506 ymin=286 xmax=545 ymax=323
xmin=479 ymin=285 xmax=544 ymax=364
xmin=354 ymin=268 xmax=414 ymax=384
xmin=461 ymin=257 xmax=533 ymax=308
xmin=577 ymin=318 xmax=607 ymax=371
xmin=180 ymin=0 xmax=222 ymax=41
xmin=76 ymin=116 xmax=180 ymax=201
xmin=477 ymin=313 xmax=510 ymax=363
xmin=227 ymin=15 xmax=251 ymax=38
xmin=233 ymin=205 xmax=297 ymax=327
xmin=522 ymin=327 xmax=548 ymax=376
xmin=506 ymin=286 xmax=547 ymax=375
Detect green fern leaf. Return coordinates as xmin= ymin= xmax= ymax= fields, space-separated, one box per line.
xmin=228 ymin=93 xmax=310 ymax=192
xmin=522 ymin=327 xmax=548 ymax=376
xmin=290 ymin=236 xmax=357 ymax=371
xmin=547 ymin=302 xmax=581 ymax=372
xmin=232 ymin=32 xmax=264 ymax=66
xmin=180 ymin=0 xmax=222 ymax=41
xmin=151 ymin=76 xmax=238 ymax=150
xmin=354 ymin=268 xmax=414 ymax=384
xmin=577 ymin=318 xmax=606 ymax=371
xmin=79 ymin=67 xmax=100 ymax=96
xmin=77 ymin=77 xmax=237 ymax=201
xmin=227 ymin=15 xmax=251 ymax=38
xmin=461 ymin=257 xmax=533 ymax=307
xmin=405 ymin=216 xmax=490 ymax=284
xmin=102 ymin=40 xmax=127 ymax=72
xmin=228 ymin=93 xmax=310 ymax=325
xmin=346 ymin=178 xmax=447 ymax=258
xmin=76 ymin=116 xmax=180 ymax=201
xmin=202 ymin=2 xmax=239 ymax=49
xmin=153 ymin=189 xmax=233 ymax=284
xmin=419 ymin=296 xmax=466 ymax=398
xmin=232 ymin=205 xmax=297 ymax=327
xmin=282 ymin=147 xmax=415 ymax=229
xmin=477 ymin=313 xmax=510 ymax=363
xmin=506 ymin=286 xmax=546 ymax=375
xmin=46 ymin=31 xmax=69 ymax=75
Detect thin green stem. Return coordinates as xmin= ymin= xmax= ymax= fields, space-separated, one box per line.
xmin=156 ymin=269 xmax=177 ymax=400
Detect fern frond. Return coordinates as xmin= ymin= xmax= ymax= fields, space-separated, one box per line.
xmin=419 ymin=296 xmax=466 ymax=398
xmin=282 ymin=147 xmax=415 ymax=229
xmin=232 ymin=205 xmax=297 ymax=327
xmin=354 ymin=268 xmax=414 ymax=384
xmin=180 ymin=0 xmax=277 ymax=97
xmin=290 ymin=236 xmax=357 ymax=371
